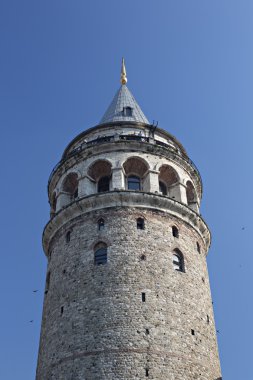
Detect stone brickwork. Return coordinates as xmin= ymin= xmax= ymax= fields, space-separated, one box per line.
xmin=37 ymin=118 xmax=222 ymax=379
xmin=37 ymin=205 xmax=221 ymax=379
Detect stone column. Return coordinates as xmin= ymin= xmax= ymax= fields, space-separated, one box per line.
xmin=79 ymin=175 xmax=96 ymax=197
xmin=144 ymin=170 xmax=159 ymax=193
xmin=112 ymin=167 xmax=125 ymax=190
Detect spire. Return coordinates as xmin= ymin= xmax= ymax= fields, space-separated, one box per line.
xmin=121 ymin=57 xmax=127 ymax=85
xmin=99 ymin=59 xmax=149 ymax=125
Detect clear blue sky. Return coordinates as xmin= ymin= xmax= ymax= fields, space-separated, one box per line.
xmin=0 ymin=1 xmax=252 ymax=379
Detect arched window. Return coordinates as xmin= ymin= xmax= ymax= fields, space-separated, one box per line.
xmin=123 ymin=106 xmax=133 ymax=116
xmin=172 ymin=226 xmax=179 ymax=238
xmin=159 ymin=181 xmax=167 ymax=195
xmin=98 ymin=176 xmax=110 ymax=192
xmin=94 ymin=242 xmax=107 ymax=265
xmin=137 ymin=217 xmax=145 ymax=230
xmin=98 ymin=218 xmax=105 ymax=231
xmin=172 ymin=249 xmax=184 ymax=272
xmin=62 ymin=173 xmax=78 ymax=200
xmin=128 ymin=175 xmax=141 ymax=191
xmin=88 ymin=160 xmax=112 ymax=194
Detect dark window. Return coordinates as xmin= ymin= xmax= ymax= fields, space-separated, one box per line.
xmin=159 ymin=181 xmax=167 ymax=195
xmin=66 ymin=231 xmax=71 ymax=243
xmin=172 ymin=226 xmax=179 ymax=238
xmin=145 ymin=328 xmax=149 ymax=335
xmin=191 ymin=329 xmax=195 ymax=335
xmin=137 ymin=218 xmax=145 ymax=230
xmin=123 ymin=106 xmax=133 ymax=116
xmin=197 ymin=242 xmax=201 ymax=254
xmin=140 ymin=254 xmax=146 ymax=261
xmin=142 ymin=292 xmax=146 ymax=302
xmin=128 ymin=175 xmax=141 ymax=190
xmin=74 ymin=188 xmax=78 ymax=199
xmin=173 ymin=249 xmax=184 ymax=272
xmin=61 ymin=306 xmax=64 ymax=315
xmin=94 ymin=243 xmax=107 ymax=265
xmin=145 ymin=368 xmax=149 ymax=377
xmin=45 ymin=271 xmax=51 ymax=293
xmin=98 ymin=218 xmax=105 ymax=231
xmin=207 ymin=315 xmax=210 ymax=324
xmin=98 ymin=176 xmax=110 ymax=192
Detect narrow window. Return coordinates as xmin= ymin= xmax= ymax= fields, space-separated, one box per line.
xmin=94 ymin=243 xmax=107 ymax=265
xmin=142 ymin=292 xmax=146 ymax=302
xmin=159 ymin=181 xmax=167 ymax=195
xmin=197 ymin=242 xmax=201 ymax=254
xmin=145 ymin=328 xmax=149 ymax=335
xmin=191 ymin=329 xmax=195 ymax=335
xmin=128 ymin=175 xmax=141 ymax=191
xmin=140 ymin=254 xmax=146 ymax=261
xmin=66 ymin=231 xmax=71 ymax=243
xmin=172 ymin=249 xmax=184 ymax=272
xmin=98 ymin=218 xmax=105 ymax=231
xmin=61 ymin=306 xmax=64 ymax=315
xmin=207 ymin=315 xmax=210 ymax=324
xmin=45 ymin=271 xmax=51 ymax=293
xmin=98 ymin=176 xmax=110 ymax=192
xmin=145 ymin=368 xmax=149 ymax=377
xmin=137 ymin=218 xmax=145 ymax=230
xmin=172 ymin=226 xmax=179 ymax=238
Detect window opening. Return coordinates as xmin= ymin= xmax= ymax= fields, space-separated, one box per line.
xmin=45 ymin=271 xmax=51 ymax=293
xmin=66 ymin=231 xmax=71 ymax=243
xmin=207 ymin=315 xmax=210 ymax=324
xmin=123 ymin=106 xmax=133 ymax=117
xmin=140 ymin=254 xmax=146 ymax=261
xmin=137 ymin=218 xmax=145 ymax=230
xmin=172 ymin=226 xmax=179 ymax=238
xmin=98 ymin=176 xmax=110 ymax=192
xmin=61 ymin=306 xmax=64 ymax=315
xmin=98 ymin=218 xmax=105 ymax=231
xmin=128 ymin=175 xmax=141 ymax=191
xmin=145 ymin=328 xmax=149 ymax=335
xmin=173 ymin=250 xmax=184 ymax=272
xmin=94 ymin=243 xmax=107 ymax=265
xmin=145 ymin=368 xmax=149 ymax=377
xmin=191 ymin=329 xmax=195 ymax=335
xmin=159 ymin=181 xmax=167 ymax=195
xmin=142 ymin=292 xmax=146 ymax=302
xmin=197 ymin=242 xmax=201 ymax=254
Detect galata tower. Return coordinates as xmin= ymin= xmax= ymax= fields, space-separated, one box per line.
xmin=36 ymin=59 xmax=222 ymax=380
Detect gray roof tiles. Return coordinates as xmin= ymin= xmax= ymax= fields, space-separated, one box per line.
xmin=100 ymin=84 xmax=149 ymax=124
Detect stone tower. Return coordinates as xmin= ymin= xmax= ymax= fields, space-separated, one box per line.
xmin=36 ymin=60 xmax=222 ymax=380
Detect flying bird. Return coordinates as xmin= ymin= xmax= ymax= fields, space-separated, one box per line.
xmin=29 ymin=320 xmax=34 ymax=323
xmin=33 ymin=290 xmax=38 ymax=293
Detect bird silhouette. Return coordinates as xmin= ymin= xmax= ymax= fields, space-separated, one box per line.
xmin=33 ymin=290 xmax=38 ymax=293
xmin=29 ymin=320 xmax=34 ymax=323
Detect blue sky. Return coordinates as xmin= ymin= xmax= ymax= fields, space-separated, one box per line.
xmin=0 ymin=1 xmax=252 ymax=379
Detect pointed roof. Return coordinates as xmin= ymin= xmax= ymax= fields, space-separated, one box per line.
xmin=99 ymin=85 xmax=149 ymax=124
xmin=99 ymin=58 xmax=149 ymax=125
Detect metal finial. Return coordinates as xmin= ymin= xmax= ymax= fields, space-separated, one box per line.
xmin=120 ymin=57 xmax=127 ymax=85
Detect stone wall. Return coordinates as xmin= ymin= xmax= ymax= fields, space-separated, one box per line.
xmin=36 ymin=206 xmax=221 ymax=380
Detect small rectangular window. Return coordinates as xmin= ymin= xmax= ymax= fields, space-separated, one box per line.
xmin=191 ymin=329 xmax=195 ymax=335
xmin=142 ymin=292 xmax=146 ymax=302
xmin=145 ymin=368 xmax=149 ymax=377
xmin=61 ymin=306 xmax=64 ymax=315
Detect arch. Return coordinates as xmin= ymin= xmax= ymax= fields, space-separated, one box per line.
xmin=97 ymin=218 xmax=105 ymax=231
xmin=186 ymin=180 xmax=197 ymax=204
xmin=123 ymin=156 xmax=149 ymax=191
xmin=172 ymin=225 xmax=179 ymax=238
xmin=94 ymin=242 xmax=107 ymax=265
xmin=158 ymin=165 xmax=180 ymax=200
xmin=88 ymin=159 xmax=112 ymax=193
xmin=62 ymin=172 xmax=79 ymax=199
xmin=172 ymin=249 xmax=185 ymax=272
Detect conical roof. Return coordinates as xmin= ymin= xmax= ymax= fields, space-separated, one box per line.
xmin=99 ymin=84 xmax=149 ymax=124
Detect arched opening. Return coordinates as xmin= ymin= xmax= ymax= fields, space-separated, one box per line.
xmin=88 ymin=160 xmax=112 ymax=193
xmin=158 ymin=165 xmax=179 ymax=200
xmin=98 ymin=218 xmax=105 ymax=231
xmin=94 ymin=242 xmax=107 ymax=265
xmin=186 ymin=181 xmax=198 ymax=211
xmin=172 ymin=249 xmax=185 ymax=272
xmin=62 ymin=173 xmax=79 ymax=200
xmin=123 ymin=157 xmax=149 ymax=191
xmin=172 ymin=226 xmax=179 ymax=238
